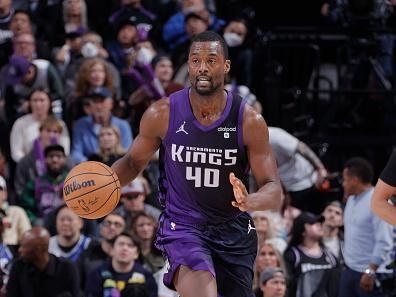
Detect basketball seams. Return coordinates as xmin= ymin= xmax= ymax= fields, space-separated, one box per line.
xmin=64 ymin=172 xmax=113 ymax=184
xmin=92 ymin=161 xmax=114 ymax=175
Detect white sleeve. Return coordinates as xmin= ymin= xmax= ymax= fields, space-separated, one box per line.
xmin=10 ymin=119 xmax=25 ymax=162
xmin=269 ymin=127 xmax=299 ymax=157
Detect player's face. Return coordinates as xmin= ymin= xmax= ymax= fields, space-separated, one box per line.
xmin=111 ymin=235 xmax=138 ymax=264
xmin=100 ymin=214 xmax=125 ymax=240
xmin=56 ymin=207 xmax=83 ymax=239
xmin=260 ymin=277 xmax=287 ymax=297
xmin=134 ymin=215 xmax=155 ymax=240
xmin=256 ymin=244 xmax=279 ymax=272
xmin=188 ymin=41 xmax=230 ymax=96
xmin=323 ymin=205 xmax=343 ymax=228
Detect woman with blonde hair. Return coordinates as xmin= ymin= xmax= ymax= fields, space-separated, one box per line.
xmin=88 ymin=124 xmax=125 ymax=166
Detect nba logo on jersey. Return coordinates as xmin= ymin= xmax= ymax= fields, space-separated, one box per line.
xmin=224 ymin=132 xmax=229 ymax=138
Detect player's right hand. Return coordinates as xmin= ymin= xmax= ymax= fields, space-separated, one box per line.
xmin=229 ymin=172 xmax=248 ymax=211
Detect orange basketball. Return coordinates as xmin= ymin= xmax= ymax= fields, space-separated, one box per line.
xmin=63 ymin=161 xmax=121 ymax=219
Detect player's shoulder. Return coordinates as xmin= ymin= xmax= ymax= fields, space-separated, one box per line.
xmin=242 ymin=103 xmax=266 ymax=127
xmin=143 ymin=97 xmax=170 ymax=120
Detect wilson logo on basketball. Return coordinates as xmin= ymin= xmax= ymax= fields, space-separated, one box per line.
xmin=64 ymin=180 xmax=96 ymax=196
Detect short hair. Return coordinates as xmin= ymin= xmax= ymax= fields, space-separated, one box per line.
xmin=344 ymin=157 xmax=373 ymax=184
xmin=39 ymin=115 xmax=63 ymax=134
xmin=189 ymin=30 xmax=228 ymax=59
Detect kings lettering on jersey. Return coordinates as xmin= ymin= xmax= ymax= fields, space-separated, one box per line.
xmin=159 ymin=88 xmax=249 ymax=224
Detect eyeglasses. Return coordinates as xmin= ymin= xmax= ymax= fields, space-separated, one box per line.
xmin=122 ymin=194 xmax=140 ymax=200
xmin=101 ymin=220 xmax=124 ymax=228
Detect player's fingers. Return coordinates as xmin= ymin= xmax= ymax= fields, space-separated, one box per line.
xmin=229 ymin=172 xmax=237 ymax=186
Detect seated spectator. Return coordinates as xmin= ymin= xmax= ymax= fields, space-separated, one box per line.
xmin=284 ymin=212 xmax=340 ymax=297
xmin=66 ymin=57 xmax=119 ymax=126
xmin=222 ymin=17 xmax=255 ymax=89
xmin=0 ymin=208 xmax=15 ymax=295
xmin=2 ymin=54 xmax=64 ymax=125
xmin=14 ymin=116 xmax=68 ymax=198
xmin=258 ymin=267 xmax=287 ymax=297
xmin=129 ymin=53 xmax=183 ymax=136
xmin=253 ymin=242 xmax=286 ymax=293
xmin=0 ymin=175 xmax=31 ymax=246
xmin=117 ymin=178 xmax=161 ymax=226
xmin=48 ymin=204 xmax=91 ymax=262
xmin=251 ymin=210 xmax=287 ymax=253
xmin=88 ymin=124 xmax=126 ymax=167
xmin=162 ymin=0 xmax=224 ymax=50
xmin=129 ymin=211 xmax=164 ymax=273
xmin=85 ymin=232 xmax=157 ymax=297
xmin=10 ymin=88 xmax=70 ymax=163
xmin=19 ymin=144 xmax=69 ymax=224
xmin=322 ymin=200 xmax=344 ymax=264
xmin=0 ymin=0 xmax=14 ymax=68
xmin=78 ymin=212 xmax=126 ymax=289
xmin=6 ymin=226 xmax=81 ymax=297
xmin=71 ymin=86 xmax=133 ymax=164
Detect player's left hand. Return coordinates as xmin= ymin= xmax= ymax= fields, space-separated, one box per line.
xmin=229 ymin=172 xmax=249 ymax=211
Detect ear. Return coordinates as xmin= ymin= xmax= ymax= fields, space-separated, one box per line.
xmin=224 ymin=59 xmax=231 ymax=74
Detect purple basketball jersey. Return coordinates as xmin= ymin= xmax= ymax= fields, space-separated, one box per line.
xmin=158 ymin=88 xmax=249 ymax=225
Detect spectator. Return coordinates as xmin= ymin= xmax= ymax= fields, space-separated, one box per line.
xmin=88 ymin=124 xmax=126 ymax=167
xmin=10 ymin=88 xmax=70 ymax=163
xmin=284 ymin=212 xmax=340 ymax=297
xmin=48 ymin=204 xmax=91 ymax=262
xmin=268 ymin=126 xmax=329 ymax=214
xmin=259 ymin=267 xmax=287 ymax=297
xmin=2 ymin=54 xmax=64 ymax=125
xmin=117 ymin=177 xmax=161 ymax=225
xmin=0 ymin=175 xmax=31 ymax=246
xmin=19 ymin=144 xmax=69 ymax=224
xmin=253 ymin=242 xmax=286 ymax=294
xmin=251 ymin=210 xmax=287 ymax=253
xmin=339 ymin=157 xmax=394 ymax=297
xmin=222 ymin=17 xmax=255 ymax=89
xmin=0 ymin=0 xmax=14 ymax=68
xmin=85 ymin=232 xmax=157 ymax=297
xmin=78 ymin=212 xmax=126 ymax=289
xmin=71 ymin=86 xmax=133 ymax=164
xmin=162 ymin=0 xmax=224 ymax=50
xmin=66 ymin=58 xmax=118 ymax=126
xmin=129 ymin=53 xmax=183 ymax=136
xmin=0 ymin=208 xmax=14 ymax=297
xmin=14 ymin=115 xmax=68 ymax=198
xmin=322 ymin=200 xmax=344 ymax=264
xmin=129 ymin=211 xmax=164 ymax=274
xmin=6 ymin=226 xmax=81 ymax=297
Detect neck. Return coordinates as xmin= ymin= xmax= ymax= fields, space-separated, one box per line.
xmin=355 ymin=183 xmax=372 ymax=195
xmin=140 ymin=239 xmax=151 ymax=256
xmin=323 ymin=224 xmax=338 ymax=237
xmin=33 ymin=113 xmax=47 ymax=122
xmin=93 ymin=114 xmax=111 ymax=125
xmin=189 ymin=89 xmax=227 ymax=123
xmin=101 ymin=240 xmax=112 ymax=255
xmin=33 ymin=253 xmax=50 ymax=271
xmin=57 ymin=234 xmax=80 ymax=247
xmin=112 ymin=259 xmax=134 ymax=273
xmin=301 ymin=238 xmax=321 ymax=254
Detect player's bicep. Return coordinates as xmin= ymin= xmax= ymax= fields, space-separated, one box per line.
xmin=127 ymin=99 xmax=169 ymax=168
xmin=244 ymin=111 xmax=279 ymax=187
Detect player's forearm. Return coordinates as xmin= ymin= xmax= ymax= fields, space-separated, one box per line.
xmin=111 ymin=155 xmax=141 ymax=187
xmin=246 ymin=181 xmax=283 ymax=212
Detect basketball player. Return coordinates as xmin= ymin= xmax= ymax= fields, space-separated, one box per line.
xmin=372 ymin=150 xmax=396 ymax=225
xmin=112 ymin=30 xmax=282 ymax=297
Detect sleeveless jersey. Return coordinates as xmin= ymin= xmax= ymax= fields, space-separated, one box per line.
xmin=158 ymin=88 xmax=249 ymax=225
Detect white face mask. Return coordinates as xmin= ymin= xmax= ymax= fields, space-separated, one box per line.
xmin=81 ymin=42 xmax=99 ymax=58
xmin=136 ymin=47 xmax=154 ymax=65
xmin=223 ymin=32 xmax=243 ymax=48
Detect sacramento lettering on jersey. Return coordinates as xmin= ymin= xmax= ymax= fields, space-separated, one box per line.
xmin=171 ymin=144 xmax=237 ymax=166
xmin=64 ymin=180 xmax=96 ymax=196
